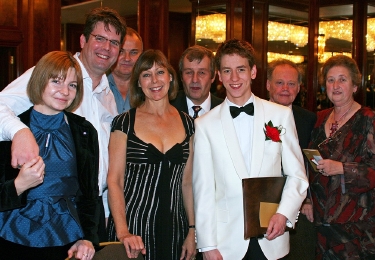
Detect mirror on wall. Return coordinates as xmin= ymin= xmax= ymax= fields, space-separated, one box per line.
xmin=267 ymin=5 xmax=309 ymax=108
xmin=195 ymin=4 xmax=226 ymax=52
xmin=316 ymin=4 xmax=353 ymax=110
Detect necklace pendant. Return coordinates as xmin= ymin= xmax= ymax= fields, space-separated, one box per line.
xmin=330 ymin=121 xmax=339 ymax=136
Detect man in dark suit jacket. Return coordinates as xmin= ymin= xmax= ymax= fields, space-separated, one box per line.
xmin=171 ymin=45 xmax=223 ymax=117
xmin=267 ymin=58 xmax=317 ymax=260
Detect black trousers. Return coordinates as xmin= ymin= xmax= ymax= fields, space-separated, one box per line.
xmin=98 ymin=195 xmax=107 ymax=242
xmin=242 ymin=238 xmax=268 ymax=260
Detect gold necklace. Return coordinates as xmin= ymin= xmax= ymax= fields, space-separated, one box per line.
xmin=329 ymin=101 xmax=354 ymax=136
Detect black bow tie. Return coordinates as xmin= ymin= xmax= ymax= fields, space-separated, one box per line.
xmin=229 ymin=103 xmax=254 ymax=118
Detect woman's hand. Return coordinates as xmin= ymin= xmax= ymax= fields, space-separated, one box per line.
xmin=317 ymin=159 xmax=343 ymax=176
xmin=119 ymin=233 xmax=146 ymax=258
xmin=180 ymin=228 xmax=196 ymax=260
xmin=14 ymin=156 xmax=45 ymax=195
xmin=301 ymin=202 xmax=314 ymax=222
xmin=67 ymin=239 xmax=95 ymax=259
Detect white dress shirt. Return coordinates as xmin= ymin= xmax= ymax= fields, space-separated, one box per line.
xmin=186 ymin=93 xmax=211 ymax=117
xmin=227 ymin=96 xmax=254 ymax=174
xmin=0 ymin=52 xmax=118 ymax=204
xmin=200 ymin=95 xmax=254 ymax=253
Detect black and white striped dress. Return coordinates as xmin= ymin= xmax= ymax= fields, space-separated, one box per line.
xmin=107 ymin=108 xmax=194 ymax=260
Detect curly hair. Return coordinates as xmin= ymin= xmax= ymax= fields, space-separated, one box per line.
xmin=320 ymin=55 xmax=362 ymax=89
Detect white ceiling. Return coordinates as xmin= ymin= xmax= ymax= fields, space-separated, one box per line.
xmin=62 ymin=0 xmax=192 ymax=24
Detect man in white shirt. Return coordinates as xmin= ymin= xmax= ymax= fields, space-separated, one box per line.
xmin=192 ymin=39 xmax=309 ymax=259
xmin=170 ymin=45 xmax=223 ymax=118
xmin=0 ymin=7 xmax=126 ymax=242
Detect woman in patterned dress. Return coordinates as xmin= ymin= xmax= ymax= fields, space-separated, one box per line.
xmin=302 ymin=55 xmax=375 ymax=259
xmin=0 ymin=51 xmax=99 ymax=260
xmin=107 ymin=49 xmax=196 ymax=260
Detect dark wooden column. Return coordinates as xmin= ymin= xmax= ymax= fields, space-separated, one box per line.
xmin=251 ymin=0 xmax=268 ymax=99
xmin=306 ymin=0 xmax=320 ymax=112
xmin=352 ymin=0 xmax=366 ymax=105
xmin=138 ymin=0 xmax=169 ymax=55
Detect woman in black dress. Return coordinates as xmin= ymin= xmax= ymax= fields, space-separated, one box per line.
xmin=107 ymin=49 xmax=196 ymax=260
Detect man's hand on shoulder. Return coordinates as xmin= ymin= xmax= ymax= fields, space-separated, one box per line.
xmin=203 ymin=249 xmax=223 ymax=260
xmin=11 ymin=128 xmax=39 ymax=168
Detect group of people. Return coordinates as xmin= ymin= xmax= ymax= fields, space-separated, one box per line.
xmin=0 ymin=5 xmax=375 ymax=260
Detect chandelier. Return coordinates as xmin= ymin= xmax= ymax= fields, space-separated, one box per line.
xmin=319 ymin=20 xmax=352 ymax=42
xmin=268 ymin=21 xmax=308 ymax=47
xmin=196 ymin=13 xmax=226 ymax=43
xmin=267 ymin=52 xmax=305 ymax=64
xmin=367 ymin=18 xmax=375 ymax=52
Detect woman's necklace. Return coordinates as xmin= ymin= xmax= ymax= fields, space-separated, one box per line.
xmin=329 ymin=101 xmax=354 ymax=136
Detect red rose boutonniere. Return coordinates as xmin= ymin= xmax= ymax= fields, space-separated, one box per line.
xmin=264 ymin=120 xmax=285 ymax=143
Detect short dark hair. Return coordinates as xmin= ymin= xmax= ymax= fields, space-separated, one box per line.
xmin=215 ymin=39 xmax=256 ymax=71
xmin=27 ymin=51 xmax=83 ymax=112
xmin=83 ymin=7 xmax=127 ymax=44
xmin=130 ymin=49 xmax=179 ymax=107
xmin=267 ymin=59 xmax=303 ymax=84
xmin=320 ymin=55 xmax=362 ymax=89
xmin=179 ymin=45 xmax=215 ymax=79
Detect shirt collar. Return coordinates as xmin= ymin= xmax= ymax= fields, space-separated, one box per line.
xmin=226 ymin=94 xmax=254 ymax=107
xmin=186 ymin=93 xmax=211 ymax=115
xmin=74 ymin=52 xmax=110 ymax=94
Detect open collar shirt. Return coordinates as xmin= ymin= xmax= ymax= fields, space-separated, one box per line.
xmin=73 ymin=53 xmax=118 ymax=196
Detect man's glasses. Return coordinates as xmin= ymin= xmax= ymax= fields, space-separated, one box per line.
xmin=90 ymin=34 xmax=120 ymax=48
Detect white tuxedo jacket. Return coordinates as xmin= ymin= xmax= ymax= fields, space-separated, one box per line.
xmin=192 ymin=95 xmax=309 ymax=260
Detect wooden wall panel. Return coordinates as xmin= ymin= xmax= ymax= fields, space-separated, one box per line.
xmin=0 ymin=0 xmax=61 ymax=79
xmin=168 ymin=12 xmax=190 ymax=72
xmin=138 ymin=0 xmax=169 ymax=55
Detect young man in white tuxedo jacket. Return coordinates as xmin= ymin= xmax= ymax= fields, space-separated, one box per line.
xmin=192 ymin=39 xmax=309 ymax=260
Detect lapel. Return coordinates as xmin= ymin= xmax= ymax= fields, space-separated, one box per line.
xmin=220 ymin=100 xmax=249 ymax=179
xmin=250 ymin=96 xmax=266 ymax=177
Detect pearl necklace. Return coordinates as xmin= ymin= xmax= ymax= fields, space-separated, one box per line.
xmin=329 ymin=101 xmax=353 ymax=136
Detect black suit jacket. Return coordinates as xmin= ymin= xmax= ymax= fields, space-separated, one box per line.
xmin=0 ymin=107 xmax=100 ymax=245
xmin=292 ymin=105 xmax=317 ymax=149
xmin=170 ymin=90 xmax=223 ymax=115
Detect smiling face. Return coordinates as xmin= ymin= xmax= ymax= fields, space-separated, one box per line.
xmin=79 ymin=22 xmax=121 ymax=79
xmin=139 ymin=63 xmax=171 ymax=102
xmin=217 ymin=54 xmax=256 ymax=106
xmin=325 ymin=66 xmax=357 ymax=107
xmin=267 ymin=64 xmax=300 ymax=107
xmin=112 ymin=33 xmax=143 ymax=80
xmin=34 ymin=68 xmax=78 ymax=115
xmin=181 ymin=55 xmax=215 ymax=105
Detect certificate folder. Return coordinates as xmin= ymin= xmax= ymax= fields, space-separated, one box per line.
xmin=242 ymin=177 xmax=289 ymax=239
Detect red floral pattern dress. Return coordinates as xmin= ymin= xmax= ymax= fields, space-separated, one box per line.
xmin=309 ymin=106 xmax=375 ymax=259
